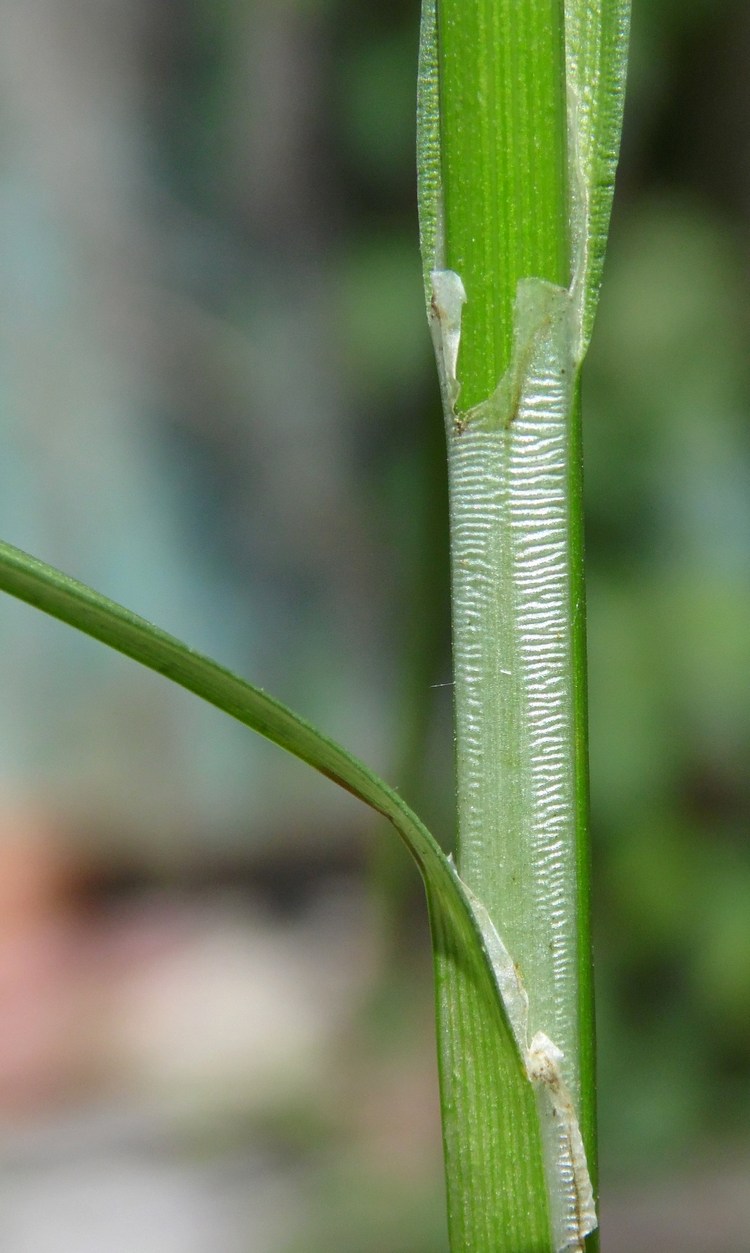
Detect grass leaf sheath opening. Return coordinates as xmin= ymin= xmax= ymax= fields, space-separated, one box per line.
xmin=419 ymin=1 xmax=630 ymax=1248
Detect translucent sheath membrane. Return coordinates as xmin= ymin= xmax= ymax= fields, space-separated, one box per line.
xmin=432 ymin=272 xmax=592 ymax=1250
xmin=419 ymin=0 xmax=630 ymax=1246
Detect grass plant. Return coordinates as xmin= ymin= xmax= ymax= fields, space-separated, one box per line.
xmin=0 ymin=3 xmax=630 ymax=1249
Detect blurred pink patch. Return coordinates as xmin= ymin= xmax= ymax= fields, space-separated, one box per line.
xmin=0 ymin=812 xmax=94 ymax=1114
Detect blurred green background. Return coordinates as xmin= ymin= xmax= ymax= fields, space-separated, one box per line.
xmin=0 ymin=1 xmax=749 ymax=1250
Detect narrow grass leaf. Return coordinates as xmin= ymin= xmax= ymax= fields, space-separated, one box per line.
xmin=0 ymin=535 xmax=550 ymax=1248
xmin=565 ymin=0 xmax=632 ymax=355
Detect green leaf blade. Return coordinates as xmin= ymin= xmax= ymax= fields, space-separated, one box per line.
xmin=431 ymin=901 xmax=551 ymax=1252
xmin=566 ymin=0 xmax=632 ymax=354
xmin=0 ymin=535 xmax=551 ymax=1249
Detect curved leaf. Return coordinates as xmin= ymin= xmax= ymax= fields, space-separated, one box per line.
xmin=0 ymin=536 xmax=550 ymax=1247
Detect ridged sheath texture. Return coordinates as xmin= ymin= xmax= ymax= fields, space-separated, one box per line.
xmin=445 ymin=282 xmax=586 ymax=1246
xmin=449 ymin=296 xmax=579 ymax=1076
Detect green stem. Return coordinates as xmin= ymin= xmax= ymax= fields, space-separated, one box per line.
xmin=421 ymin=1 xmax=609 ymax=1247
xmin=437 ymin=0 xmax=569 ymax=407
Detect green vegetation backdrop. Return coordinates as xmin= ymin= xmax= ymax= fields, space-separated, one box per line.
xmin=0 ymin=1 xmax=749 ymax=1248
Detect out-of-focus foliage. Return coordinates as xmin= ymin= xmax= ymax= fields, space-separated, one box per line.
xmin=584 ymin=0 xmax=750 ymax=1179
xmin=0 ymin=0 xmax=749 ymax=1248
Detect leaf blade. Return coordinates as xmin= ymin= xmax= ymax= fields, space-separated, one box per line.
xmin=0 ymin=535 xmax=550 ymax=1248
xmin=566 ymin=0 xmax=632 ymax=355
